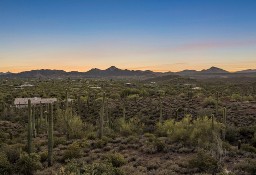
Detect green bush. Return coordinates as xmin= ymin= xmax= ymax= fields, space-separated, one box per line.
xmin=203 ymin=96 xmax=217 ymax=107
xmin=234 ymin=158 xmax=256 ymax=174
xmin=54 ymin=137 xmax=66 ymax=147
xmin=58 ymin=160 xmax=125 ymax=175
xmin=156 ymin=116 xmax=222 ymax=148
xmin=16 ymin=152 xmax=42 ymax=175
xmin=241 ymin=144 xmax=256 ymax=154
xmin=106 ymin=153 xmax=126 ymax=167
xmin=225 ymin=126 xmax=239 ymax=144
xmin=63 ymin=142 xmax=81 ymax=161
xmin=93 ymin=139 xmax=107 ymax=149
xmin=68 ymin=115 xmax=85 ymax=139
xmin=39 ymin=151 xmax=48 ymax=162
xmin=83 ymin=162 xmax=125 ymax=175
xmin=231 ymin=94 xmax=242 ymax=102
xmin=188 ymin=150 xmax=219 ymax=174
xmin=0 ymin=151 xmax=12 ymax=175
xmin=116 ymin=117 xmax=143 ymax=136
xmin=2 ymin=143 xmax=23 ymax=164
xmin=55 ymin=111 xmax=85 ymax=139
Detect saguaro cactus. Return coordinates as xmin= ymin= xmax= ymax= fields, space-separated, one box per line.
xmin=65 ymin=89 xmax=68 ymax=110
xmin=27 ymin=100 xmax=32 ymax=154
xmin=99 ymin=92 xmax=105 ymax=139
xmin=32 ymin=106 xmax=36 ymax=138
xmin=223 ymin=107 xmax=227 ymax=140
xmin=211 ymin=114 xmax=215 ymax=131
xmin=35 ymin=107 xmax=39 ymax=136
xmin=215 ymin=92 xmax=219 ymax=117
xmin=48 ymin=103 xmax=54 ymax=166
xmin=77 ymin=94 xmax=81 ymax=116
xmin=39 ymin=103 xmax=43 ymax=132
xmin=159 ymin=97 xmax=163 ymax=124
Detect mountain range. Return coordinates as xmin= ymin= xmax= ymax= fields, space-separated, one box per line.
xmin=0 ymin=66 xmax=255 ymax=79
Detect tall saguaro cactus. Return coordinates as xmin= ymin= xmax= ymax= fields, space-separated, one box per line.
xmin=48 ymin=103 xmax=54 ymax=166
xmin=159 ymin=97 xmax=163 ymax=124
xmin=77 ymin=94 xmax=81 ymax=116
xmin=27 ymin=100 xmax=32 ymax=154
xmin=223 ymin=107 xmax=227 ymax=140
xmin=99 ymin=92 xmax=105 ymax=139
xmin=39 ymin=103 xmax=43 ymax=132
xmin=211 ymin=114 xmax=215 ymax=131
xmin=32 ymin=106 xmax=36 ymax=137
xmin=215 ymin=92 xmax=219 ymax=117
xmin=65 ymin=89 xmax=68 ymax=110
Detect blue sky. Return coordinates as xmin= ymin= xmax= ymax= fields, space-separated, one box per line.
xmin=0 ymin=0 xmax=256 ymax=72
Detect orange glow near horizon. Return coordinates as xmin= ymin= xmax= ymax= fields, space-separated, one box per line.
xmin=1 ymin=61 xmax=255 ymax=73
xmin=1 ymin=38 xmax=255 ymax=73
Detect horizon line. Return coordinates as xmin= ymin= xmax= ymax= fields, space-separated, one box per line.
xmin=1 ymin=65 xmax=255 ymax=74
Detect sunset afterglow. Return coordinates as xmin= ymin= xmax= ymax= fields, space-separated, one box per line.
xmin=1 ymin=0 xmax=256 ymax=72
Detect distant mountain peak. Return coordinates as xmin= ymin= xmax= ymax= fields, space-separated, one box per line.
xmin=106 ymin=66 xmax=120 ymax=71
xmin=201 ymin=66 xmax=228 ymax=73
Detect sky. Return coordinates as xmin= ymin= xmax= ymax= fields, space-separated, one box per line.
xmin=0 ymin=0 xmax=256 ymax=73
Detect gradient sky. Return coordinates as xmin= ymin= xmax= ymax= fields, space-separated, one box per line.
xmin=0 ymin=0 xmax=256 ymax=72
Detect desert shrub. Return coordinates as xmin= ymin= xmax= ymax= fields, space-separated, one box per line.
xmin=203 ymin=96 xmax=217 ymax=107
xmin=127 ymin=94 xmax=139 ymax=101
xmin=87 ymin=131 xmax=97 ymax=140
xmin=83 ymin=162 xmax=124 ymax=175
xmin=251 ymin=133 xmax=256 ymax=147
xmin=234 ymin=158 xmax=256 ymax=174
xmin=92 ymin=138 xmax=108 ymax=149
xmin=153 ymin=137 xmax=166 ymax=152
xmin=59 ymin=160 xmax=125 ymax=175
xmin=120 ymin=88 xmax=140 ymax=98
xmin=67 ymin=115 xmax=85 ymax=139
xmin=126 ymin=135 xmax=139 ymax=144
xmin=239 ymin=127 xmax=255 ymax=139
xmin=144 ymin=133 xmax=156 ymax=142
xmin=143 ymin=134 xmax=167 ymax=153
xmin=116 ymin=117 xmax=143 ymax=136
xmin=63 ymin=142 xmax=81 ymax=161
xmin=55 ymin=111 xmax=85 ymax=139
xmin=190 ymin=116 xmax=222 ymax=148
xmin=241 ymin=144 xmax=256 ymax=154
xmin=79 ymin=138 xmax=89 ymax=148
xmin=225 ymin=126 xmax=239 ymax=144
xmin=0 ymin=151 xmax=12 ymax=175
xmin=60 ymin=159 xmax=80 ymax=175
xmin=2 ymin=143 xmax=23 ymax=164
xmin=16 ymin=152 xmax=42 ymax=175
xmin=230 ymin=93 xmax=242 ymax=102
xmin=39 ymin=151 xmax=48 ymax=162
xmin=188 ymin=150 xmax=219 ymax=174
xmin=243 ymin=95 xmax=254 ymax=101
xmin=156 ymin=120 xmax=175 ymax=137
xmin=54 ymin=137 xmax=66 ymax=147
xmin=106 ymin=153 xmax=126 ymax=167
xmin=156 ymin=116 xmax=222 ymax=148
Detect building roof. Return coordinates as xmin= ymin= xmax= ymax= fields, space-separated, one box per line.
xmin=14 ymin=97 xmax=57 ymax=105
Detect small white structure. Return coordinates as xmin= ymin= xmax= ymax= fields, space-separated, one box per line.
xmin=192 ymin=87 xmax=202 ymax=90
xmin=89 ymin=86 xmax=101 ymax=89
xmin=14 ymin=97 xmax=57 ymax=108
